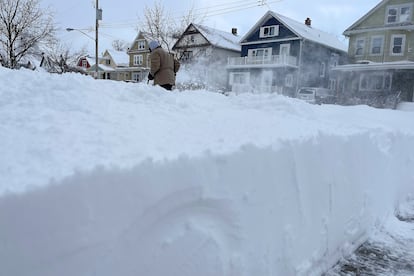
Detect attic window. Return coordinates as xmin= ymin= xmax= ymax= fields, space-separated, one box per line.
xmin=138 ymin=40 xmax=146 ymax=50
xmin=386 ymin=4 xmax=412 ymax=24
xmin=260 ymin=25 xmax=279 ymax=38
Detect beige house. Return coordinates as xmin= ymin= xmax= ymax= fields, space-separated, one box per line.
xmin=98 ymin=50 xmax=131 ymax=80
xmin=334 ymin=0 xmax=414 ymax=104
xmin=127 ymin=31 xmax=153 ymax=82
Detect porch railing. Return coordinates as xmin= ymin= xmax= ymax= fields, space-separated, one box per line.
xmin=227 ymin=55 xmax=298 ymax=68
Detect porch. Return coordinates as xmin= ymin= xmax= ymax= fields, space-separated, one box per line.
xmin=227 ymin=55 xmax=298 ymax=69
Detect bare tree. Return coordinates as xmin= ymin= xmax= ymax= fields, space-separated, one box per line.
xmin=39 ymin=41 xmax=87 ymax=73
xmin=0 ymin=0 xmax=55 ymax=69
xmin=112 ymin=39 xmax=129 ymax=52
xmin=139 ymin=1 xmax=204 ymax=52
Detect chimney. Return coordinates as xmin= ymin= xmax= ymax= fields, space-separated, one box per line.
xmin=305 ymin=17 xmax=312 ymax=27
xmin=231 ymin=28 xmax=238 ymax=35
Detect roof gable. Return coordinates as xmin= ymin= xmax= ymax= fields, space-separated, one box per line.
xmin=344 ymin=0 xmax=414 ymax=35
xmin=241 ymin=10 xmax=347 ymax=52
xmin=344 ymin=0 xmax=389 ymax=34
xmin=173 ymin=23 xmax=240 ymax=52
xmin=105 ymin=50 xmax=129 ymax=67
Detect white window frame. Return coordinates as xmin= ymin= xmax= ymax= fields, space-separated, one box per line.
xmin=386 ymin=4 xmax=413 ymax=24
xmin=279 ymin=44 xmax=291 ymax=56
xmin=259 ymin=25 xmax=279 ymax=38
xmin=137 ymin=40 xmax=146 ymax=50
xmin=132 ymin=73 xmax=140 ymax=82
xmin=319 ymin=62 xmax=326 ymax=77
xmin=390 ymin=34 xmax=406 ymax=56
xmin=329 ymin=79 xmax=336 ymax=90
xmin=133 ymin=55 xmax=143 ymax=65
xmin=355 ymin=38 xmax=366 ymax=56
xmin=370 ymin=36 xmax=384 ymax=56
xmin=248 ymin=48 xmax=272 ymax=58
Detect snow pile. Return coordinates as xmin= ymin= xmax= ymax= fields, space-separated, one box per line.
xmin=0 ymin=67 xmax=413 ymax=276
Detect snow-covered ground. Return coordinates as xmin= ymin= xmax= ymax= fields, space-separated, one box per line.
xmin=0 ymin=67 xmax=413 ymax=276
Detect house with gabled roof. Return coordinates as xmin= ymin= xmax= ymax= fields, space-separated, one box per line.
xmin=126 ymin=31 xmax=154 ymax=82
xmin=227 ymin=11 xmax=348 ymax=96
xmin=97 ymin=49 xmax=131 ymax=80
xmin=333 ymin=0 xmax=414 ymax=105
xmin=172 ymin=23 xmax=241 ymax=63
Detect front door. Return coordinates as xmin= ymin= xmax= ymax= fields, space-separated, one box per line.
xmin=280 ymin=44 xmax=290 ymax=56
xmin=280 ymin=44 xmax=290 ymax=64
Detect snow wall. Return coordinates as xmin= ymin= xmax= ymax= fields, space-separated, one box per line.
xmin=1 ymin=131 xmax=413 ymax=276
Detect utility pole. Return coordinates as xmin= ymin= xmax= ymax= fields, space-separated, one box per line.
xmin=95 ymin=0 xmax=102 ymax=79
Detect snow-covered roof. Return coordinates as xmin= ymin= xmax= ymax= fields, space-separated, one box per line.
xmin=193 ymin=24 xmax=241 ymax=52
xmin=241 ymin=11 xmax=347 ymax=53
xmin=333 ymin=60 xmax=414 ymax=71
xmin=87 ymin=63 xmax=115 ymax=72
xmin=106 ymin=50 xmax=129 ymax=67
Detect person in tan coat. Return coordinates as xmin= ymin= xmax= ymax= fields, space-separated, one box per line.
xmin=148 ymin=40 xmax=180 ymax=91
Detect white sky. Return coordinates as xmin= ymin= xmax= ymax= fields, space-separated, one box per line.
xmin=41 ymin=0 xmax=381 ymax=54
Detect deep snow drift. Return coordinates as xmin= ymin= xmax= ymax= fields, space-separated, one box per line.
xmin=0 ymin=67 xmax=413 ymax=276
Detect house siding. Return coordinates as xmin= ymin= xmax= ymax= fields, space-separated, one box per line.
xmin=241 ymin=40 xmax=301 ymax=58
xmin=242 ymin=17 xmax=298 ymax=43
xmin=349 ymin=30 xmax=414 ymax=62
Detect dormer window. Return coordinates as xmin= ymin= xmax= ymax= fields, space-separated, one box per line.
xmin=137 ymin=40 xmax=146 ymax=50
xmin=386 ymin=4 xmax=412 ymax=24
xmin=260 ymin=25 xmax=279 ymax=38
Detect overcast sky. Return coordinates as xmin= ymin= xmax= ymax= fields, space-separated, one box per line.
xmin=41 ymin=0 xmax=381 ymax=54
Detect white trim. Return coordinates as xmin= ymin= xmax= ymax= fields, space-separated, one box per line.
xmin=248 ymin=47 xmax=272 ymax=58
xmin=259 ymin=25 xmax=280 ymax=38
xmin=133 ymin=55 xmax=143 ymax=66
xmin=241 ymin=37 xmax=300 ymax=46
xmin=344 ymin=25 xmax=414 ymax=36
xmin=370 ymin=35 xmax=384 ymax=56
xmin=390 ymin=34 xmax=406 ymax=56
xmin=385 ymin=3 xmax=413 ymax=25
xmin=279 ymin=43 xmax=291 ymax=56
xmin=319 ymin=62 xmax=326 ymax=77
xmin=355 ymin=37 xmax=366 ymax=56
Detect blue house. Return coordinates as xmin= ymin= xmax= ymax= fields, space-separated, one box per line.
xmin=227 ymin=11 xmax=348 ymax=96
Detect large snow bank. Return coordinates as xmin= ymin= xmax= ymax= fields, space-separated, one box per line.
xmin=0 ymin=67 xmax=413 ymax=275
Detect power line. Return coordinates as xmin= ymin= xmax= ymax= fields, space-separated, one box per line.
xmin=98 ymin=0 xmax=277 ymax=30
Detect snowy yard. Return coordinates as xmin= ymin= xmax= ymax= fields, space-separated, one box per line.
xmin=0 ymin=67 xmax=413 ymax=276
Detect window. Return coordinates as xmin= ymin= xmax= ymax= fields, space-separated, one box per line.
xmin=248 ymin=48 xmax=272 ymax=59
xmin=390 ymin=34 xmax=405 ymax=55
xmin=329 ymin=79 xmax=336 ymax=90
xmin=370 ymin=36 xmax=384 ymax=55
xmin=134 ymin=55 xmax=143 ymax=65
xmin=285 ymin=74 xmax=293 ymax=87
xmin=259 ymin=25 xmax=279 ymax=38
xmin=359 ymin=72 xmax=392 ymax=91
xmin=81 ymin=59 xmax=88 ymax=68
xmin=386 ymin=4 xmax=412 ymax=24
xmin=182 ymin=51 xmax=193 ymax=61
xmin=319 ymin=62 xmax=326 ymax=77
xmin=138 ymin=40 xmax=146 ymax=50
xmin=132 ymin=73 xmax=140 ymax=82
xmin=229 ymin=72 xmax=249 ymax=85
xmin=355 ymin=38 xmax=365 ymax=56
